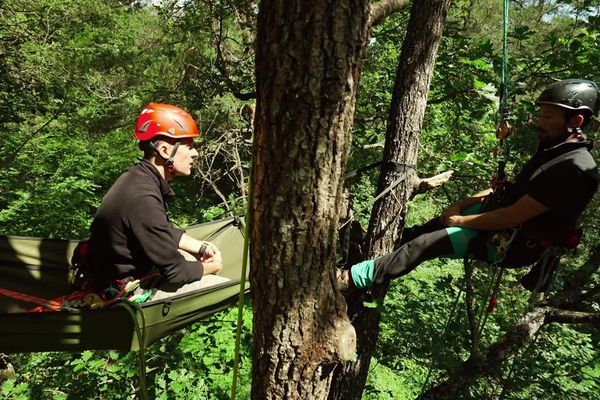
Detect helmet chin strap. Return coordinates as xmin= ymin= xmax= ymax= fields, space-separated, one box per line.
xmin=165 ymin=141 xmax=181 ymax=174
xmin=151 ymin=140 xmax=181 ymax=174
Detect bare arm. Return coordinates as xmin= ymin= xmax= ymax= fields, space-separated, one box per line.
xmin=448 ymin=194 xmax=549 ymax=230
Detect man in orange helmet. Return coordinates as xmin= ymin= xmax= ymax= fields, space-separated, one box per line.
xmin=87 ymin=103 xmax=224 ymax=299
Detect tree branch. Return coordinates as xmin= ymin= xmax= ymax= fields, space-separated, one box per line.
xmin=368 ymin=0 xmax=410 ymax=27
xmin=214 ymin=16 xmax=256 ymax=100
xmin=418 ymin=298 xmax=600 ymax=399
xmin=412 ymin=171 xmax=454 ymax=196
xmin=545 ymin=307 xmax=600 ymax=326
xmin=418 ymin=307 xmax=548 ymax=400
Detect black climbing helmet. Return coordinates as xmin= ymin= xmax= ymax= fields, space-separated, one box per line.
xmin=537 ymin=79 xmax=600 ymax=120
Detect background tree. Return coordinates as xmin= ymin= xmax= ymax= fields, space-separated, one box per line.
xmin=330 ymin=0 xmax=452 ymax=398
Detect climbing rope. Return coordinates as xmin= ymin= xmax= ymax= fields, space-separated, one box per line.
xmin=230 ymin=135 xmax=253 ymax=400
xmin=118 ymin=300 xmax=149 ymax=400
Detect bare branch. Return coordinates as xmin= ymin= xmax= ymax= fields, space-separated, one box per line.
xmin=214 ymin=15 xmax=256 ymax=100
xmin=357 ymin=142 xmax=385 ymax=149
xmin=368 ymin=0 xmax=410 ymax=27
xmin=545 ymin=307 xmax=600 ymax=326
xmin=418 ymin=299 xmax=600 ymax=399
xmin=411 ymin=170 xmax=454 ymax=197
xmin=418 ymin=307 xmax=547 ymax=400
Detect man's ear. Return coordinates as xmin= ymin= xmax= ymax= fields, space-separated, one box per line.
xmin=568 ymin=114 xmax=585 ymax=129
xmin=154 ymin=140 xmax=172 ymax=159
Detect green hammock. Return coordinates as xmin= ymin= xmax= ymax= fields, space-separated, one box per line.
xmin=0 ymin=217 xmax=249 ymax=353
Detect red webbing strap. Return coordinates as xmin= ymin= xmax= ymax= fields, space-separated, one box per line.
xmin=0 ymin=288 xmax=62 ymax=311
xmin=0 ymin=272 xmax=161 ymax=312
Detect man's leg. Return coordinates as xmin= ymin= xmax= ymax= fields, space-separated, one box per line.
xmin=150 ymin=275 xmax=231 ymax=301
xmin=346 ymin=204 xmax=487 ymax=289
xmin=397 ymin=217 xmax=447 ymax=247
xmin=146 ymin=249 xmax=231 ymax=301
xmin=349 ymin=225 xmax=484 ymax=289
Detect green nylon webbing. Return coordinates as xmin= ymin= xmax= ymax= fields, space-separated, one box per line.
xmin=231 ymin=142 xmax=252 ymax=400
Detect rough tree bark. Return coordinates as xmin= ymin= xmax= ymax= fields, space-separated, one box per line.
xmin=329 ymin=1 xmax=452 ymax=398
xmin=250 ymin=1 xmax=371 ymax=398
xmin=0 ymin=354 xmax=14 ymax=382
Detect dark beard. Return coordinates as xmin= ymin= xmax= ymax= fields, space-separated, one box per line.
xmin=538 ymin=127 xmax=570 ymax=149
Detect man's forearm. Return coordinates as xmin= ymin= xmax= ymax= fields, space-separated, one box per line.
xmin=179 ymin=232 xmax=205 ymax=254
xmin=452 ymin=207 xmax=519 ymax=230
xmin=455 ymin=188 xmax=493 ymax=210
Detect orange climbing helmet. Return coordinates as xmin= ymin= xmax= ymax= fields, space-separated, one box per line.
xmin=135 ymin=103 xmax=200 ymax=141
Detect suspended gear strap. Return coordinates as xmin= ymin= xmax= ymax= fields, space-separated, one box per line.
xmin=0 ymin=272 xmax=161 ymax=313
xmin=118 ymin=300 xmax=149 ymax=400
xmin=419 ymin=277 xmax=466 ymax=395
xmin=231 ymin=131 xmax=254 ymax=400
xmin=525 ymin=246 xmax=565 ymax=308
xmin=492 ymin=0 xmax=512 ymax=186
xmin=472 ymin=268 xmax=505 ymax=351
xmin=371 ymin=165 xmax=415 ymax=204
xmin=0 ymin=289 xmax=65 ymax=312
xmin=344 ymin=161 xmax=415 ymax=181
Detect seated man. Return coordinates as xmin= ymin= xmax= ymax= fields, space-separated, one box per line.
xmin=339 ymin=79 xmax=600 ymax=292
xmin=87 ymin=103 xmax=225 ymax=300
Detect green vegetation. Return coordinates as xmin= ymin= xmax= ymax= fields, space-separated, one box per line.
xmin=1 ymin=0 xmax=599 ymax=398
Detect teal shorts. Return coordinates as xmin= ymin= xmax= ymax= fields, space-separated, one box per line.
xmin=445 ymin=204 xmax=501 ymax=263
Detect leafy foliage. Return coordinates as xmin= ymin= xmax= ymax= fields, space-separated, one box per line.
xmin=1 ymin=0 xmax=599 ymax=398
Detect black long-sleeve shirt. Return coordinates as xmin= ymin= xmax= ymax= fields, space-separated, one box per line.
xmin=88 ymin=160 xmax=203 ymax=287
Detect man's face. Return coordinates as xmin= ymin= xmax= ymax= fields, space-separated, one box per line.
xmin=170 ymin=138 xmax=199 ymax=176
xmin=537 ymin=104 xmax=568 ymax=145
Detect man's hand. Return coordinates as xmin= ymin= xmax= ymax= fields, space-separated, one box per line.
xmin=446 ymin=215 xmax=464 ymax=227
xmin=440 ymin=204 xmax=462 ymax=226
xmin=199 ymin=241 xmax=223 ymax=275
xmin=202 ymin=261 xmax=223 ymax=275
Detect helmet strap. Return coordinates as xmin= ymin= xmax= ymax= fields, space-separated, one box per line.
xmin=165 ymin=141 xmax=181 ymax=174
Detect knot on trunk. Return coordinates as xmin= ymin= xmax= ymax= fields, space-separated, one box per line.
xmin=331 ymin=318 xmax=357 ymax=361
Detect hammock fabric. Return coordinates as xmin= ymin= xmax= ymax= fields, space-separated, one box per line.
xmin=0 ymin=217 xmax=248 ymax=353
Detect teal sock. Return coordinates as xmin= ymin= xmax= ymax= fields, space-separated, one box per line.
xmin=350 ymin=260 xmax=375 ymax=288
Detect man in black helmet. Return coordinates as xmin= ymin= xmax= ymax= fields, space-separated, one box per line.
xmin=339 ymin=79 xmax=599 ymax=292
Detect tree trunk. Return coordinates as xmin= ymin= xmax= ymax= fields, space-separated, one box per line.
xmin=250 ymin=1 xmax=370 ymax=398
xmin=329 ymin=1 xmax=452 ymax=398
xmin=0 ymin=354 xmax=14 ymax=382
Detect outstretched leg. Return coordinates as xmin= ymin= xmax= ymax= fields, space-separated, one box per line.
xmin=349 ymin=225 xmax=487 ymax=289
